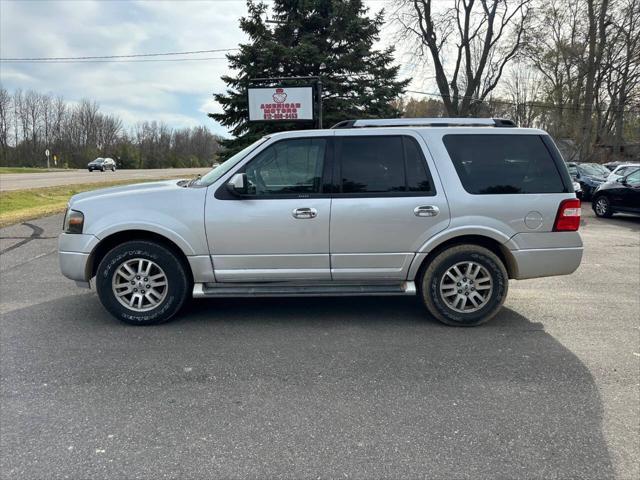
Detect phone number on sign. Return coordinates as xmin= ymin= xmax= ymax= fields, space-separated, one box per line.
xmin=263 ymin=113 xmax=299 ymax=120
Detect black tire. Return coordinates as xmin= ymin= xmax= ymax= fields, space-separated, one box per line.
xmin=593 ymin=195 xmax=613 ymax=218
xmin=95 ymin=241 xmax=190 ymax=325
xmin=112 ymin=167 xmax=116 ymax=172
xmin=420 ymin=244 xmax=508 ymax=327
xmin=100 ymin=167 xmax=105 ymax=172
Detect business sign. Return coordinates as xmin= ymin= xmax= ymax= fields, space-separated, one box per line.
xmin=248 ymin=86 xmax=314 ymax=122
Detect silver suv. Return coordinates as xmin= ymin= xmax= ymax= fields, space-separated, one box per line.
xmin=59 ymin=118 xmax=583 ymax=326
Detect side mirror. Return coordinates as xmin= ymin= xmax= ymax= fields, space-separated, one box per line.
xmin=226 ymin=173 xmax=248 ymax=196
xmin=616 ymin=177 xmax=624 ymax=183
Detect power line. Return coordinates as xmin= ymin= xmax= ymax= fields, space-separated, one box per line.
xmin=0 ymin=48 xmax=238 ymax=62
xmin=0 ymin=57 xmax=229 ymax=64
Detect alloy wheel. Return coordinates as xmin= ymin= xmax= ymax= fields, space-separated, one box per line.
xmin=439 ymin=261 xmax=493 ymax=313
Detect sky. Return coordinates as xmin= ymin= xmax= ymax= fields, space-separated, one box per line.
xmin=0 ymin=0 xmax=425 ymax=137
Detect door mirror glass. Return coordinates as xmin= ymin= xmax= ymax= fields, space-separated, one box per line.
xmin=227 ymin=173 xmax=248 ymax=196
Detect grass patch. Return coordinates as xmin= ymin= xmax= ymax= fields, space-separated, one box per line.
xmin=0 ymin=167 xmax=68 ymax=174
xmin=0 ymin=178 xmax=178 ymax=227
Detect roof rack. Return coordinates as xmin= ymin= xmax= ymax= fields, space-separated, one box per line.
xmin=330 ymin=118 xmax=517 ymax=129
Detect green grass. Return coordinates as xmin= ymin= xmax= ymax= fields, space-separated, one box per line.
xmin=0 ymin=167 xmax=69 ymax=174
xmin=0 ymin=178 xmax=178 ymax=227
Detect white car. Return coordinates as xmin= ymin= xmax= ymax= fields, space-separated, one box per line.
xmin=607 ymin=163 xmax=639 ymax=182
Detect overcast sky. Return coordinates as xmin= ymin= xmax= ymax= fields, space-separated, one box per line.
xmin=0 ymin=0 xmax=426 ymax=137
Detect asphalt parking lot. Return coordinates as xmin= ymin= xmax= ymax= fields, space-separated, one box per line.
xmin=0 ymin=204 xmax=638 ymax=479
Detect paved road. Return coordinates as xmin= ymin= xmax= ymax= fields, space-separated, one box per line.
xmin=0 ymin=168 xmax=210 ymax=191
xmin=0 ymin=205 xmax=638 ymax=479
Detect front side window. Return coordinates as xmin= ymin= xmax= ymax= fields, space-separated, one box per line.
xmin=625 ymin=169 xmax=640 ymax=186
xmin=443 ymin=134 xmax=566 ymax=194
xmin=337 ymin=136 xmax=434 ymax=195
xmin=245 ymin=138 xmax=327 ymax=195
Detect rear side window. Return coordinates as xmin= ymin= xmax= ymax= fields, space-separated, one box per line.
xmin=338 ymin=136 xmax=434 ymax=195
xmin=443 ymin=134 xmax=566 ymax=194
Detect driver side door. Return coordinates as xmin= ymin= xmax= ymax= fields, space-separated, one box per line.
xmin=205 ymin=136 xmax=332 ymax=282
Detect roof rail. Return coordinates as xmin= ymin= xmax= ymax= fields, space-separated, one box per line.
xmin=330 ymin=118 xmax=517 ymax=129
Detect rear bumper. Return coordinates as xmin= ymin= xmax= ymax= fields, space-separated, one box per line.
xmin=510 ymin=247 xmax=583 ymax=279
xmin=505 ymin=231 xmax=583 ymax=279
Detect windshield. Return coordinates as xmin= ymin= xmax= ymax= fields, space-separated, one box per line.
xmin=93 ymin=158 xmax=104 ymax=163
xmin=193 ymin=137 xmax=269 ymax=187
xmin=567 ymin=164 xmax=578 ymax=176
xmin=579 ymin=163 xmax=609 ymax=176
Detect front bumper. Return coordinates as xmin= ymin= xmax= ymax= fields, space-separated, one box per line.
xmin=58 ymin=233 xmax=99 ymax=283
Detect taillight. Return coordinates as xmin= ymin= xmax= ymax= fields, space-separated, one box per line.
xmin=553 ymin=199 xmax=581 ymax=231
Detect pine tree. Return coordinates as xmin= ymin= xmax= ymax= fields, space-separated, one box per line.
xmin=210 ymin=0 xmax=409 ymax=158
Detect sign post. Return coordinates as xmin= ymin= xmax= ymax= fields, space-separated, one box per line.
xmin=45 ymin=149 xmax=50 ymax=169
xmin=247 ymin=77 xmax=323 ymax=128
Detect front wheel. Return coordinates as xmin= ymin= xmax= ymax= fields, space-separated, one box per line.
xmin=96 ymin=241 xmax=190 ymax=325
xmin=420 ymin=245 xmax=508 ymax=327
xmin=593 ymin=195 xmax=613 ymax=218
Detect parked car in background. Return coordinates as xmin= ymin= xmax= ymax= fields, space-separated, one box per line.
xmin=88 ymin=157 xmax=116 ymax=172
xmin=59 ymin=118 xmax=582 ymax=327
xmin=606 ymin=163 xmax=639 ymax=182
xmin=568 ymin=162 xmax=610 ymax=200
xmin=592 ymin=168 xmax=640 ymax=218
xmin=604 ymin=161 xmax=624 ymax=171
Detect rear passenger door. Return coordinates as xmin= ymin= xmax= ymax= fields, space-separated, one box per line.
xmin=329 ymin=132 xmax=450 ymax=280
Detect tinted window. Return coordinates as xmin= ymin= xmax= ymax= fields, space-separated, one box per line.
xmin=340 ymin=137 xmax=405 ymax=193
xmin=338 ymin=136 xmax=434 ymax=194
xmin=404 ymin=137 xmax=433 ymax=192
xmin=443 ymin=134 xmax=565 ymax=194
xmin=245 ymin=138 xmax=326 ymax=195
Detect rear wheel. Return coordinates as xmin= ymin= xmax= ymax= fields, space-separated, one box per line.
xmin=593 ymin=195 xmax=613 ymax=218
xmin=96 ymin=241 xmax=190 ymax=325
xmin=420 ymin=245 xmax=508 ymax=327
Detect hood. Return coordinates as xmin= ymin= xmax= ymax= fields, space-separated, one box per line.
xmin=69 ymin=179 xmax=183 ymax=206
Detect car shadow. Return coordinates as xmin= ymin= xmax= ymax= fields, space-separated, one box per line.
xmin=0 ymin=294 xmax=616 ymax=479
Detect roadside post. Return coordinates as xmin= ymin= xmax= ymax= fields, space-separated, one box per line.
xmin=45 ymin=149 xmax=50 ymax=169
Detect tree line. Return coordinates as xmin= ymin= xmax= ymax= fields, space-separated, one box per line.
xmin=0 ymin=87 xmax=221 ymax=169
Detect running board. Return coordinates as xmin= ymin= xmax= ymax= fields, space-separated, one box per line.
xmin=193 ymin=281 xmax=416 ymax=298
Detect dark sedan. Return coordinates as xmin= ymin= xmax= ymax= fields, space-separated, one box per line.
xmin=567 ymin=162 xmax=610 ymax=200
xmin=592 ymin=169 xmax=640 ymax=218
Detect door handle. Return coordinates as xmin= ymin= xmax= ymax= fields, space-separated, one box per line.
xmin=292 ymin=207 xmax=318 ymax=219
xmin=414 ymin=205 xmax=439 ymax=217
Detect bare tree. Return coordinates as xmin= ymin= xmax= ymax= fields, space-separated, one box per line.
xmin=396 ymin=0 xmax=532 ymax=116
xmin=503 ymin=62 xmax=543 ymax=127
xmin=578 ymin=0 xmax=611 ymax=159
xmin=0 ymin=86 xmax=11 ymax=162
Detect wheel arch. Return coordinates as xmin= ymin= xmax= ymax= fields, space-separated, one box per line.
xmin=409 ymin=234 xmax=517 ymax=282
xmin=89 ymin=229 xmax=193 ymax=283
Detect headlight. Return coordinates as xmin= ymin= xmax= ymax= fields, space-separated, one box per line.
xmin=63 ymin=209 xmax=84 ymax=234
